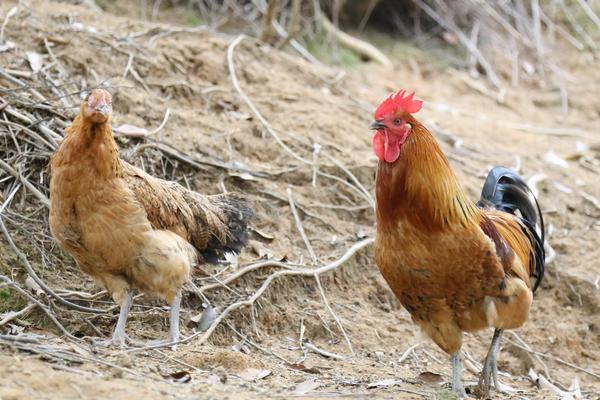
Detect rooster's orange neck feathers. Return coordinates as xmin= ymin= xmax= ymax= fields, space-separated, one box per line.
xmin=375 ymin=118 xmax=479 ymax=232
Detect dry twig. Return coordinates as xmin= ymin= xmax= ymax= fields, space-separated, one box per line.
xmin=0 ymin=216 xmax=106 ymax=314
xmin=125 ymin=238 xmax=373 ymax=353
xmin=318 ymin=13 xmax=392 ymax=69
xmin=0 ymin=274 xmax=79 ymax=340
xmin=287 ymin=187 xmax=317 ymax=263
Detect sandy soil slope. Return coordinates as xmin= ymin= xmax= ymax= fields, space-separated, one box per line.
xmin=0 ymin=0 xmax=599 ymax=399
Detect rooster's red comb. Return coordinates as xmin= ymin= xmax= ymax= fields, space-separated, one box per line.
xmin=374 ymin=89 xmax=423 ymax=119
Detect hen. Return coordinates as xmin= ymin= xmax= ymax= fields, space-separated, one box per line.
xmin=49 ymin=89 xmax=252 ymax=346
xmin=370 ymin=90 xmax=544 ymax=397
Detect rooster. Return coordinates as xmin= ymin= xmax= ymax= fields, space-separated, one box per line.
xmin=49 ymin=89 xmax=252 ymax=346
xmin=370 ymin=90 xmax=544 ymax=397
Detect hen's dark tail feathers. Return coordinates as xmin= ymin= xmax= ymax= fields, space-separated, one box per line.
xmin=477 ymin=167 xmax=545 ymax=292
xmin=186 ymin=192 xmax=253 ymax=265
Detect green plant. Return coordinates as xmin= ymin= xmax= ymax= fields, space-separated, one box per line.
xmin=0 ymin=287 xmax=10 ymax=301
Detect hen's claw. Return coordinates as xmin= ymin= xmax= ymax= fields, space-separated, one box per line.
xmin=94 ymin=333 xmax=131 ymax=348
xmin=94 ymin=291 xmax=134 ymax=348
xmin=128 ymin=292 xmax=182 ymax=350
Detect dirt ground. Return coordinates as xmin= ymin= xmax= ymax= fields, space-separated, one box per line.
xmin=0 ymin=0 xmax=599 ymax=399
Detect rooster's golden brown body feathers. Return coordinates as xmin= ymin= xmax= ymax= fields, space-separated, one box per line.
xmin=372 ymin=106 xmax=544 ymax=397
xmin=375 ymin=122 xmax=539 ymax=352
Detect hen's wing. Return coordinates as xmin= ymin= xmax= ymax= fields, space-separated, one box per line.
xmin=121 ymin=161 xmax=252 ymax=263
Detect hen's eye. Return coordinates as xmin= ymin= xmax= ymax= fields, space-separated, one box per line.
xmin=394 ymin=118 xmax=401 ymax=125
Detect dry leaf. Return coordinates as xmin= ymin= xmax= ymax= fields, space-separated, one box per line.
xmin=25 ymin=276 xmax=44 ymax=296
xmin=71 ymin=22 xmax=98 ymax=34
xmin=0 ymin=41 xmax=16 ymax=52
xmin=26 ymin=52 xmax=43 ymax=73
xmin=5 ymin=6 xmax=18 ymax=19
xmin=206 ymin=374 xmax=223 ymax=385
xmin=238 ymin=368 xmax=271 ymax=382
xmin=553 ymin=182 xmax=573 ymax=194
xmin=163 ymin=371 xmax=191 ymax=383
xmin=228 ymin=171 xmax=257 ymax=181
xmin=249 ymin=240 xmax=273 ymax=259
xmin=231 ymin=340 xmax=251 ymax=354
xmin=285 ymin=363 xmax=320 ymax=374
xmin=416 ymin=371 xmax=444 ymax=386
xmin=113 ymin=124 xmax=149 ymax=137
xmin=252 ymin=228 xmax=275 ymax=241
xmin=544 ymin=150 xmax=569 ymax=169
xmin=189 ymin=306 xmax=217 ymax=332
xmin=367 ymin=379 xmax=402 ymax=389
xmin=293 ymin=379 xmax=320 ymax=395
xmin=226 ymin=110 xmax=252 ymax=120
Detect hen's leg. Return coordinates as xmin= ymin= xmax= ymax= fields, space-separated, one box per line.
xmin=478 ymin=328 xmax=503 ymax=396
xmin=167 ymin=290 xmax=182 ymax=344
xmin=143 ymin=290 xmax=182 ymax=348
xmin=97 ymin=290 xmax=133 ymax=347
xmin=451 ymin=352 xmax=467 ymax=398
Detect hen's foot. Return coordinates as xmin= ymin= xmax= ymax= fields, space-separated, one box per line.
xmin=94 ymin=333 xmax=134 ymax=348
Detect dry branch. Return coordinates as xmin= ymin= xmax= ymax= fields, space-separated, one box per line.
xmin=226 ymin=34 xmax=374 ymax=210
xmin=125 ymin=238 xmax=373 ymax=353
xmin=303 ymin=341 xmax=345 ymax=360
xmin=227 ymin=34 xmax=312 ymax=165
xmin=0 ymin=303 xmax=36 ymax=326
xmin=413 ymin=0 xmax=502 ymax=90
xmin=314 ymin=274 xmax=354 ymax=356
xmin=196 ymin=238 xmax=373 ymax=351
xmin=575 ymin=0 xmax=600 ymax=29
xmin=287 ymin=187 xmax=317 ymax=263
xmin=0 ymin=159 xmax=50 ymax=207
xmin=318 ymin=13 xmax=392 ymax=69
xmin=0 ymin=217 xmax=106 ymax=314
xmin=260 ymin=0 xmax=278 ymax=43
xmin=0 ymin=274 xmax=79 ymax=340
xmin=0 ymin=6 xmax=17 ymax=45
xmin=275 ymin=0 xmax=302 ymax=49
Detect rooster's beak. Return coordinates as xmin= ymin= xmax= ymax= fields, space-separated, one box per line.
xmin=370 ymin=120 xmax=387 ymax=130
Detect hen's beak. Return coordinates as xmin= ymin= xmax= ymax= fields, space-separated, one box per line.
xmin=95 ymin=103 xmax=110 ymax=116
xmin=90 ymin=95 xmax=110 ymax=116
xmin=370 ymin=120 xmax=386 ymax=130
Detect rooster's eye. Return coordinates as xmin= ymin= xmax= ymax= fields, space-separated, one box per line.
xmin=393 ymin=119 xmax=401 ymax=125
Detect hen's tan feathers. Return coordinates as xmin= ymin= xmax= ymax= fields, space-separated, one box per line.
xmin=122 ymin=161 xmax=252 ymax=263
xmin=49 ymin=89 xmax=252 ymax=306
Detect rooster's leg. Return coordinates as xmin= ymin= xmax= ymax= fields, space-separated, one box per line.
xmin=167 ymin=290 xmax=182 ymax=344
xmin=478 ymin=328 xmax=504 ymax=396
xmin=451 ymin=351 xmax=467 ymax=398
